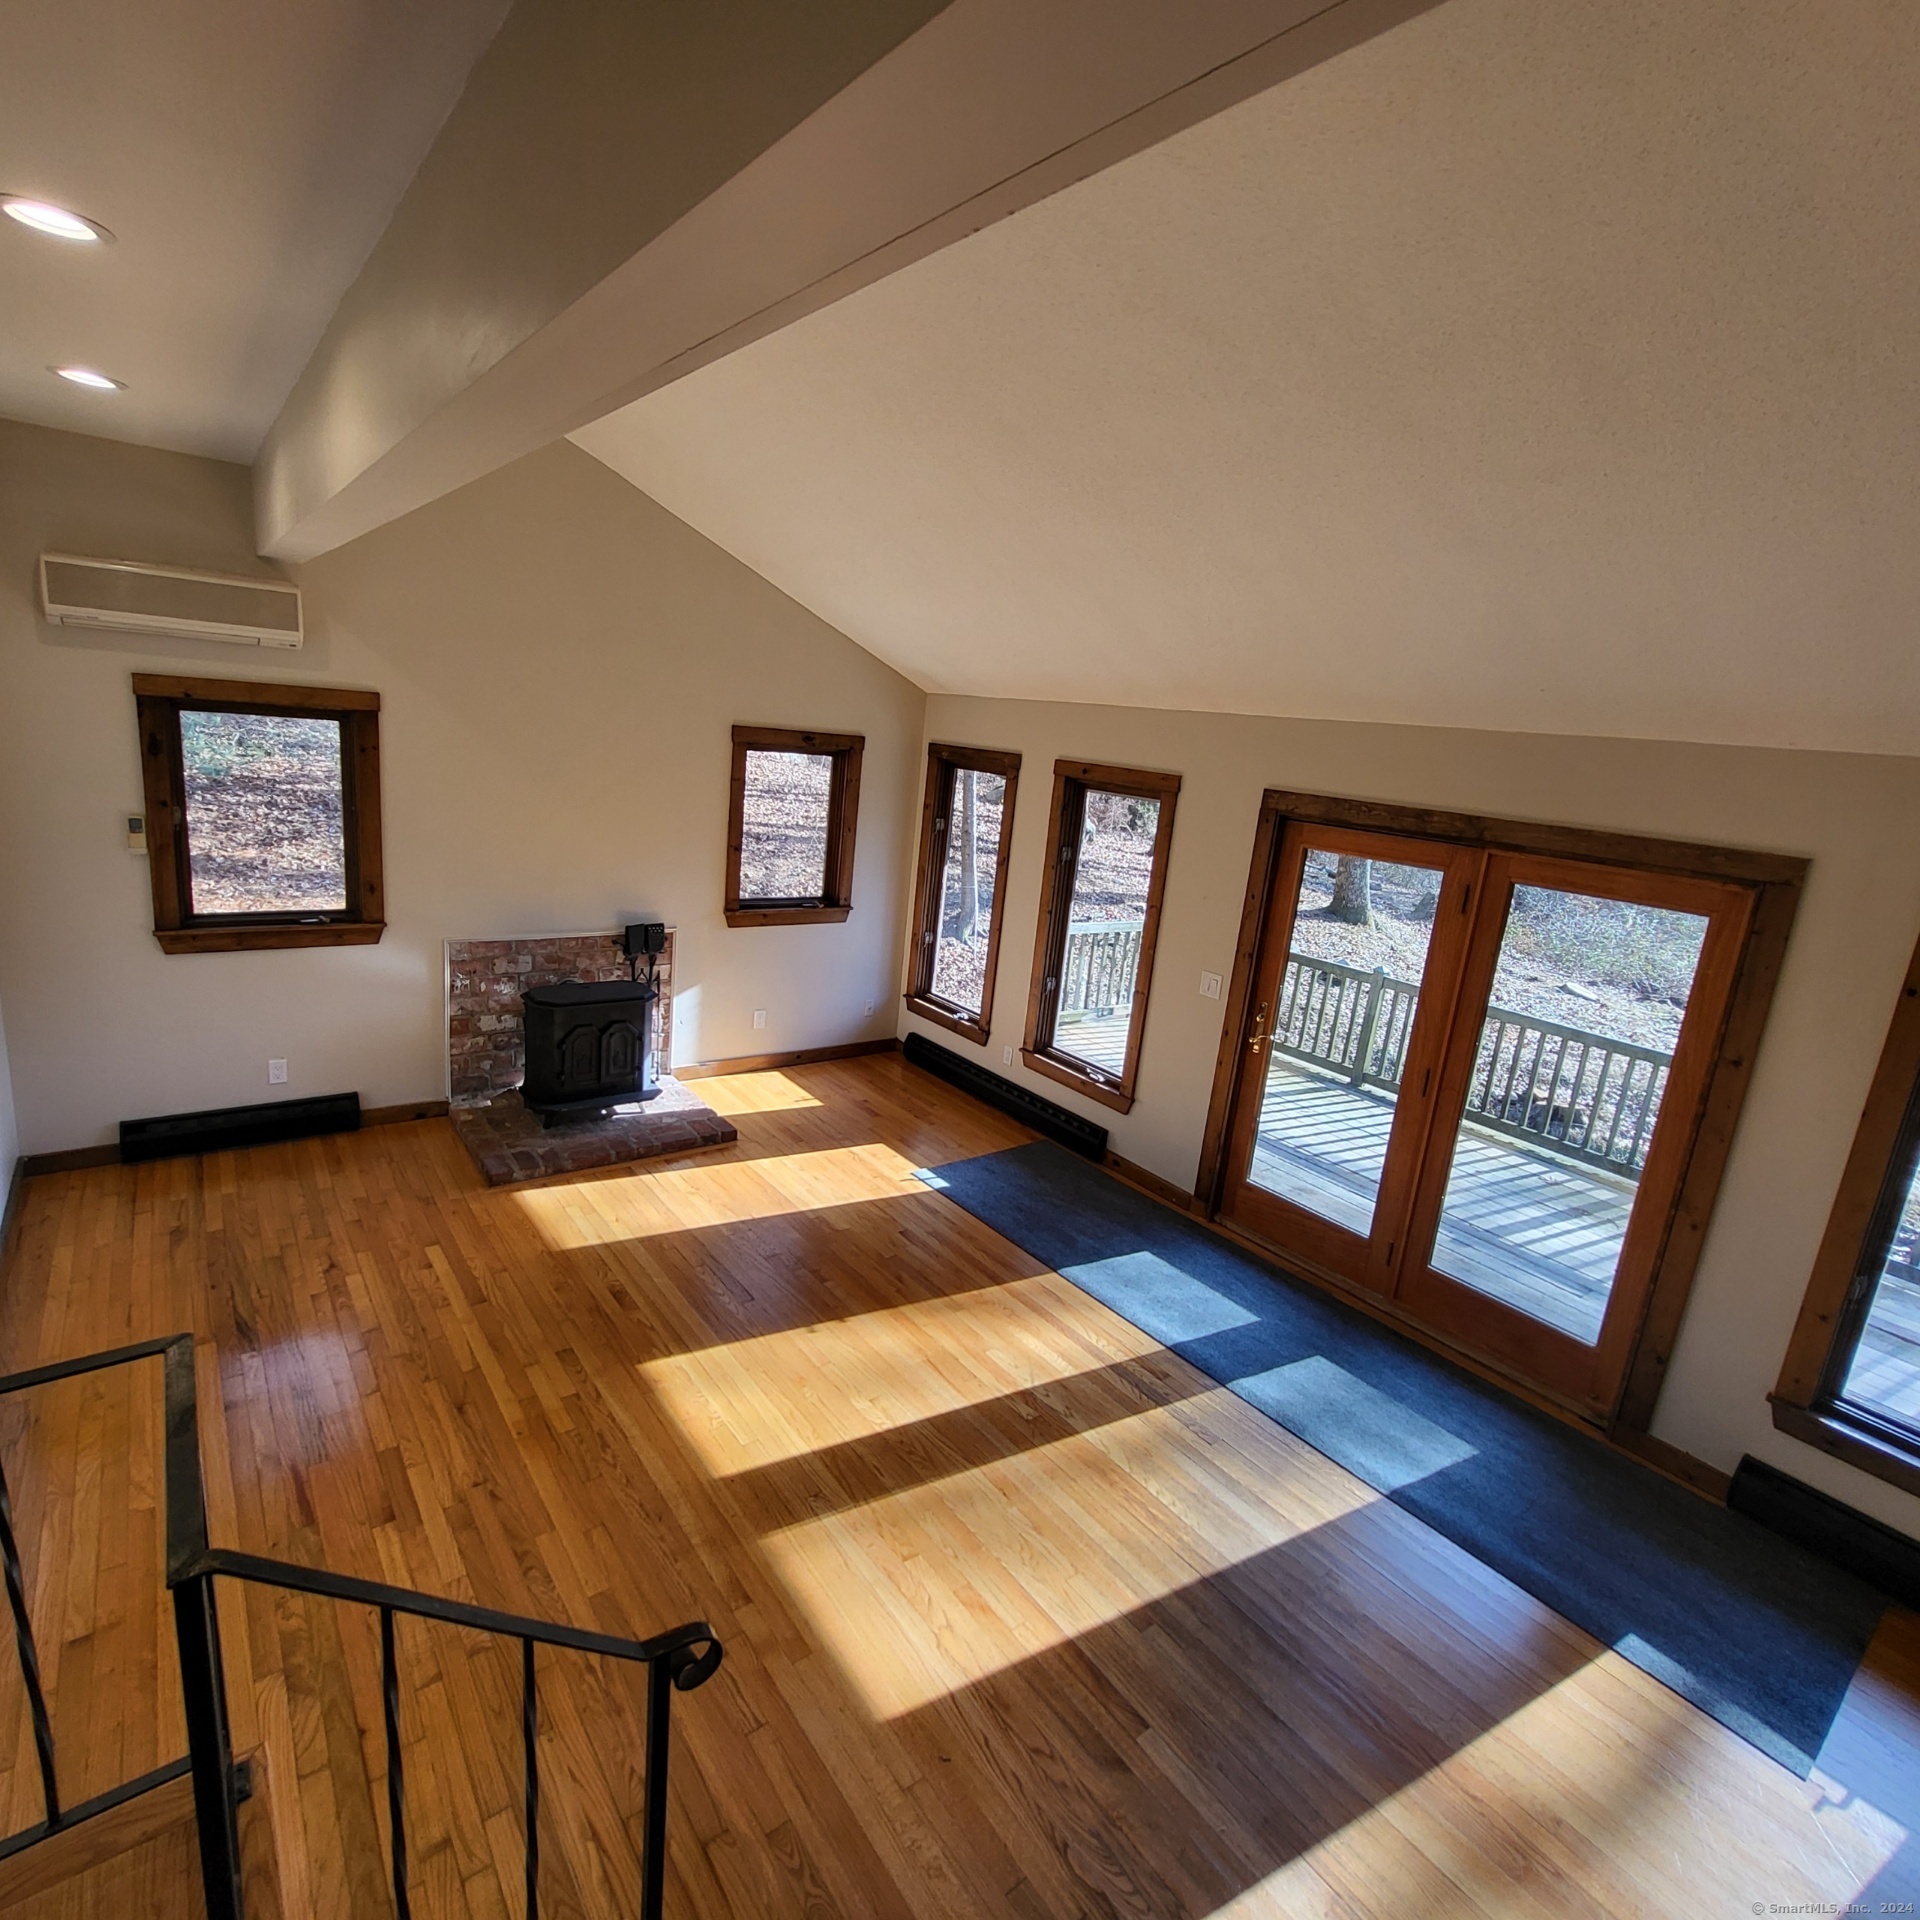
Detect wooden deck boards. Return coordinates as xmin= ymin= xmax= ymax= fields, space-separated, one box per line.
xmin=0 ymin=1052 xmax=1914 ymax=1916
xmin=1255 ymin=1061 xmax=1634 ymax=1341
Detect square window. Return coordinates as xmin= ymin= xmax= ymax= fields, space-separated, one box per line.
xmin=180 ymin=709 xmax=348 ymax=914
xmin=134 ymin=675 xmax=384 ymax=953
xmin=739 ymin=749 xmax=833 ymax=903
xmin=725 ymin=726 xmax=864 ymax=926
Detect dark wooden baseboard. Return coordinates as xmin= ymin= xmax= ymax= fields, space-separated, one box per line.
xmin=1610 ymin=1426 xmax=1732 ymax=1502
xmin=364 ymin=1099 xmax=450 ymax=1128
xmin=673 ymin=1037 xmax=900 ymax=1081
xmin=1104 ymin=1149 xmax=1198 ymax=1215
xmin=20 ymin=1142 xmax=120 ymax=1176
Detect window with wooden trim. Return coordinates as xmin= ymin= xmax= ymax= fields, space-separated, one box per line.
xmin=725 ymin=725 xmax=864 ymax=927
xmin=1022 ymin=760 xmax=1181 ymax=1112
xmin=904 ymin=744 xmax=1021 ymax=1044
xmin=133 ymin=674 xmax=384 ymax=954
xmin=1773 ymin=931 xmax=1920 ymax=1499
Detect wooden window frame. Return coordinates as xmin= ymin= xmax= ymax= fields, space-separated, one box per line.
xmin=724 ymin=725 xmax=865 ymax=927
xmin=903 ymin=743 xmax=1022 ymax=1045
xmin=133 ymin=673 xmax=384 ymax=955
xmin=1771 ymin=928 xmax=1920 ymax=1500
xmin=1021 ymin=760 xmax=1181 ymax=1114
xmin=1195 ymin=789 xmax=1804 ymax=1436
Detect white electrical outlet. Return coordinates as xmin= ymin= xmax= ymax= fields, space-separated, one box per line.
xmin=268 ymin=1058 xmax=288 ymax=1085
xmin=1200 ymin=971 xmax=1223 ymax=1000
xmin=1002 ymin=1045 xmax=1014 ymax=1065
xmin=752 ymin=1010 xmax=767 ymax=1031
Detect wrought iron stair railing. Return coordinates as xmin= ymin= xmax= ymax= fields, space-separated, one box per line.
xmin=0 ymin=1333 xmax=722 ymax=1919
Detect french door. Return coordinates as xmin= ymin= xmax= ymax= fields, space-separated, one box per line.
xmin=1217 ymin=820 xmax=1753 ymax=1416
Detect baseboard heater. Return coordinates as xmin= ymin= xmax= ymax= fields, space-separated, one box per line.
xmin=120 ymin=1092 xmax=362 ymax=1164
xmin=1728 ymin=1455 xmax=1920 ymax=1609
xmin=902 ymin=1032 xmax=1108 ymax=1161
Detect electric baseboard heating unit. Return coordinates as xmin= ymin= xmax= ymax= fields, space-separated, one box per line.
xmin=120 ymin=1092 xmax=360 ymax=1163
xmin=1728 ymin=1456 xmax=1920 ymax=1609
xmin=902 ymin=1032 xmax=1109 ymax=1161
xmin=40 ymin=552 xmax=303 ymax=649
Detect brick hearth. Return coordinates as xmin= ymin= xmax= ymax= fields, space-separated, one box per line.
xmin=449 ymin=1080 xmax=736 ymax=1186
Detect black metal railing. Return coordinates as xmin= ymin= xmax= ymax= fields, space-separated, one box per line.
xmin=0 ymin=1334 xmax=722 ymax=1918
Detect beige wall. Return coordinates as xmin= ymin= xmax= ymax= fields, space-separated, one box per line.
xmin=0 ymin=419 xmax=921 ymax=1156
xmin=902 ymin=693 xmax=1920 ymax=1538
xmin=256 ymin=0 xmax=946 ymax=557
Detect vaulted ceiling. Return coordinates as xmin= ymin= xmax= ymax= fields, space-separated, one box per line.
xmin=575 ymin=0 xmax=1920 ymax=755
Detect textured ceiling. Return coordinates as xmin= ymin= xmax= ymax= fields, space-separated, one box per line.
xmin=0 ymin=0 xmax=506 ymax=460
xmin=576 ymin=0 xmax=1920 ymax=755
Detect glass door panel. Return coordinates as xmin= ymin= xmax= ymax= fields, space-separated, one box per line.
xmin=1248 ymin=849 xmax=1449 ymax=1238
xmin=1425 ymin=885 xmax=1709 ymax=1342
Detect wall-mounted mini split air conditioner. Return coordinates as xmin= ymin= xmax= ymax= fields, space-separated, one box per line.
xmin=39 ymin=552 xmax=303 ymax=649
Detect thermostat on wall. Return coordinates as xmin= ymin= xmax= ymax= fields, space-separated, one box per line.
xmin=126 ymin=813 xmax=146 ymax=852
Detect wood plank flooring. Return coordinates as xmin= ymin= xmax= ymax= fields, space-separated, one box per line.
xmin=0 ymin=1052 xmax=1916 ymax=1917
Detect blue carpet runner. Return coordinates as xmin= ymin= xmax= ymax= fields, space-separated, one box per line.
xmin=921 ymin=1139 xmax=1887 ymax=1775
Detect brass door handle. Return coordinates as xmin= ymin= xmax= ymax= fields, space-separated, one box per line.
xmin=1248 ymin=1002 xmax=1269 ymax=1052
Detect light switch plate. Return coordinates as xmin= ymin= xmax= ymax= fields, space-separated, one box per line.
xmin=1200 ymin=971 xmax=1223 ymax=1000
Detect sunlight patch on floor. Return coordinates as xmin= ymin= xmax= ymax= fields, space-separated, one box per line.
xmin=1201 ymin=1656 xmax=1907 ymax=1918
xmin=642 ymin=1271 xmax=1166 ymax=1475
xmin=689 ymin=1070 xmax=824 ymax=1115
xmin=511 ymin=1141 xmax=926 ymax=1247
xmin=760 ymin=1391 xmax=1379 ymax=1719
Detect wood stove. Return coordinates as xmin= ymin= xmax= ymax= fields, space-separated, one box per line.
xmin=519 ymin=979 xmax=660 ymax=1125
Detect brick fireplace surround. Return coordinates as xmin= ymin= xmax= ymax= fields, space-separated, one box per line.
xmin=446 ymin=930 xmax=675 ymax=1105
xmin=444 ymin=930 xmax=736 ymax=1184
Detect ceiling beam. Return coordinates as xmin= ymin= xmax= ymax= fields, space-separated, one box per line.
xmin=255 ymin=0 xmax=1442 ymax=561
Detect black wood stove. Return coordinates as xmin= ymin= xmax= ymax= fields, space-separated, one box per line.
xmin=519 ymin=979 xmax=660 ymax=1125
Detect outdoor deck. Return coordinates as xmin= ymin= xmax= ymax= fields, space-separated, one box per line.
xmin=1253 ymin=1060 xmax=1633 ymax=1342
xmin=1054 ymin=1008 xmax=1130 ymax=1074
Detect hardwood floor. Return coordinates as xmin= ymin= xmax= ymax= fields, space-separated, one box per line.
xmin=0 ymin=1052 xmax=1915 ymax=1917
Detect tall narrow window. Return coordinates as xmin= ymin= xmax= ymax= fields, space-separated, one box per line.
xmin=905 ymin=745 xmax=1021 ymax=1044
xmin=1775 ymin=932 xmax=1920 ymax=1497
xmin=725 ymin=725 xmax=864 ymax=926
xmin=133 ymin=674 xmax=384 ymax=953
xmin=1023 ymin=760 xmax=1180 ymax=1112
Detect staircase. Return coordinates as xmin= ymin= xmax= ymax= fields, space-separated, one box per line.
xmin=0 ymin=1335 xmax=723 ymax=1918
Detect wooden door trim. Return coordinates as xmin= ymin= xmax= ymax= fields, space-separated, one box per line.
xmin=1196 ymin=787 xmax=1806 ymax=1439
xmin=1391 ymin=854 xmax=1754 ymax=1417
xmin=1212 ymin=822 xmax=1484 ymax=1295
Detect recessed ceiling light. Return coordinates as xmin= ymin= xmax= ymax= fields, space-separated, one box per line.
xmin=51 ymin=365 xmax=126 ymax=391
xmin=2 ymin=195 xmax=113 ymax=243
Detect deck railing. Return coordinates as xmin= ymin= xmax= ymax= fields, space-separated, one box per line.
xmin=0 ymin=1335 xmax=722 ymax=1920
xmin=1274 ymin=954 xmax=1674 ymax=1176
xmin=1060 ymin=919 xmax=1144 ymax=1017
